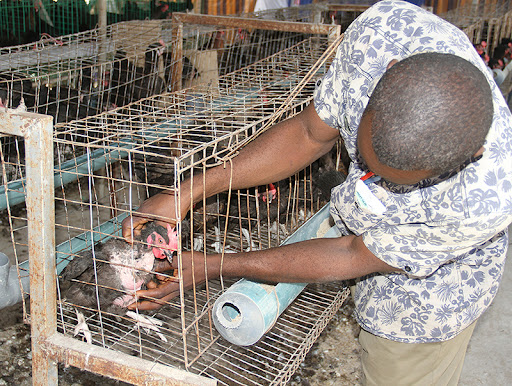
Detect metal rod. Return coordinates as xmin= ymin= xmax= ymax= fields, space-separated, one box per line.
xmin=327 ymin=4 xmax=371 ymax=12
xmin=171 ymin=24 xmax=184 ymax=92
xmin=171 ymin=12 xmax=339 ymax=35
xmin=97 ymin=0 xmax=108 ymax=64
xmin=42 ymin=333 xmax=217 ymax=385
xmin=12 ymin=111 xmax=57 ymax=385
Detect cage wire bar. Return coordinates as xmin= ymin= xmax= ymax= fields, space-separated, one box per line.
xmin=2 ymin=36 xmax=351 ymax=384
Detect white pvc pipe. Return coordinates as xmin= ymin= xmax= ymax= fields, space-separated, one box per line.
xmin=0 ymin=252 xmax=30 ymax=309
xmin=212 ymin=204 xmax=340 ymax=346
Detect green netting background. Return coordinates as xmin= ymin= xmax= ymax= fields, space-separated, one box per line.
xmin=0 ymin=0 xmax=192 ymax=45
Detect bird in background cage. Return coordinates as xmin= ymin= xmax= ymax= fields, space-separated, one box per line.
xmin=79 ymin=65 xmax=114 ymax=114
xmin=33 ymin=83 xmax=96 ymax=123
xmin=59 ymin=222 xmax=178 ymax=315
xmin=162 ymin=47 xmax=200 ymax=90
xmin=0 ymin=66 xmax=119 ymax=124
xmin=131 ymin=41 xmax=167 ymax=101
xmin=109 ymin=41 xmax=167 ymax=107
xmin=229 ymin=152 xmax=346 ymax=225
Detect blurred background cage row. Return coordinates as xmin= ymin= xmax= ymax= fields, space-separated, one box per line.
xmin=0 ymin=5 xmax=348 ymax=127
xmin=0 ymin=1 xmax=508 ymax=131
xmin=4 ymin=0 xmax=507 ymax=49
xmin=0 ymin=0 xmax=358 ymax=47
xmin=0 ymin=0 xmax=193 ymax=45
xmin=0 ymin=11 xmax=351 ymax=383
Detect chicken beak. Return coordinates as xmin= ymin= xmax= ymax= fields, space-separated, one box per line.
xmin=163 ymin=249 xmax=175 ymax=265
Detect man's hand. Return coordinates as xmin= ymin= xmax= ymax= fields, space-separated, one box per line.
xmin=127 ymin=275 xmax=181 ymax=311
xmin=127 ymin=251 xmax=220 ymax=311
xmin=122 ymin=190 xmax=183 ymax=243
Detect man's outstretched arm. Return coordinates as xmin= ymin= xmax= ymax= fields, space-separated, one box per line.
xmin=218 ymin=235 xmax=397 ymax=283
xmin=122 ymin=102 xmax=340 ymax=240
xmin=129 ymin=234 xmax=399 ymax=310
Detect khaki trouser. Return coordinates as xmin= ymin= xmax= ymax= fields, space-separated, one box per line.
xmin=359 ymin=321 xmax=477 ymax=386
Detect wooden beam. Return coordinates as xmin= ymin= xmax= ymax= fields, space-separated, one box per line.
xmin=171 ymin=12 xmax=339 ymax=36
xmin=42 ymin=333 xmax=216 ymax=385
xmin=326 ymin=4 xmax=371 ymax=12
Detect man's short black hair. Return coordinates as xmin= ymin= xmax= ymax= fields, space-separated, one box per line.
xmin=365 ymin=52 xmax=493 ymax=175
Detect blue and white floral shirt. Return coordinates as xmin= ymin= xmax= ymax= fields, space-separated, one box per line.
xmin=314 ymin=0 xmax=512 ymax=343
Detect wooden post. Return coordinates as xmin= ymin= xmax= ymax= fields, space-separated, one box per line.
xmin=0 ymin=111 xmax=57 ymax=385
xmin=171 ymin=22 xmax=184 ymax=92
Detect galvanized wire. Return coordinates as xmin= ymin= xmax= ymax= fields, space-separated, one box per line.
xmin=2 ymin=36 xmax=348 ymax=384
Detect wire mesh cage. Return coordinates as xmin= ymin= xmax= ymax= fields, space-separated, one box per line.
xmin=0 ymin=14 xmax=336 ymax=123
xmin=1 ymin=36 xmax=350 ymax=384
xmin=0 ymin=14 xmax=338 ymax=211
xmin=0 ymin=21 xmax=175 ymax=123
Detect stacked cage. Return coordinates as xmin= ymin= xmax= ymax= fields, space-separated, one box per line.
xmin=0 ymin=14 xmax=331 ymax=119
xmin=1 ymin=30 xmax=350 ymax=384
xmin=54 ymin=36 xmax=347 ymax=385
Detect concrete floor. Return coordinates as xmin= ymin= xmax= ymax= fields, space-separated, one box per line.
xmin=459 ymin=224 xmax=512 ymax=385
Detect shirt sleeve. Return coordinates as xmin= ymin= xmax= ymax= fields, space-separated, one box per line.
xmin=313 ymin=50 xmax=346 ymax=130
xmin=362 ymin=212 xmax=512 ymax=278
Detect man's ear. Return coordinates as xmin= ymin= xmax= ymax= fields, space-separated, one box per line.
xmin=387 ymin=59 xmax=399 ymax=70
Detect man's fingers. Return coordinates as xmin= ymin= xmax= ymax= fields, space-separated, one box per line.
xmin=155 ymin=273 xmax=174 ymax=281
xmin=131 ymin=281 xmax=178 ymax=301
xmin=121 ymin=217 xmax=148 ymax=242
xmin=153 ymin=259 xmax=173 ymax=273
xmin=146 ymin=280 xmax=158 ymax=289
xmin=128 ymin=300 xmax=164 ymax=311
xmin=122 ymin=217 xmax=177 ymax=243
xmin=127 ymin=291 xmax=179 ymax=311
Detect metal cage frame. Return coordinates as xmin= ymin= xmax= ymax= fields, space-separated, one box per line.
xmin=1 ymin=29 xmax=349 ymax=385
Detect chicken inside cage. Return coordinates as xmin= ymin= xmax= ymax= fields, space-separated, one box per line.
xmin=58 ymin=222 xmax=178 ymax=315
